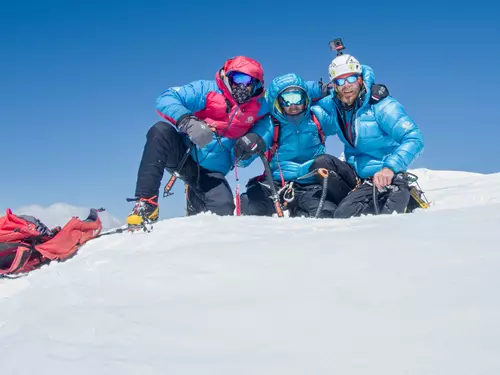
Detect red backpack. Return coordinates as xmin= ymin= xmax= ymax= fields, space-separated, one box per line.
xmin=0 ymin=208 xmax=102 ymax=276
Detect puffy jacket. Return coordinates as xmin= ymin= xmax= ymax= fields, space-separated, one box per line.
xmin=244 ymin=67 xmax=376 ymax=183
xmin=313 ymin=67 xmax=424 ymax=178
xmin=240 ymin=73 xmax=334 ymax=182
xmin=156 ymin=56 xmax=269 ymax=175
xmin=260 ymin=73 xmax=336 ymax=182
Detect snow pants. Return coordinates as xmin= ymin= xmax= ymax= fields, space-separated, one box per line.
xmin=240 ymin=179 xmax=337 ymax=218
xmin=309 ymin=154 xmax=359 ymax=205
xmin=334 ymin=174 xmax=411 ymax=218
xmin=135 ymin=121 xmax=234 ymax=216
xmin=240 ymin=154 xmax=358 ymax=218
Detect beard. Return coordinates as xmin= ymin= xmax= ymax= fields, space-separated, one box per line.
xmin=339 ymin=88 xmax=359 ymax=105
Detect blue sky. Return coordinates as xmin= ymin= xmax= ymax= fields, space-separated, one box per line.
xmin=1 ymin=0 xmax=499 ymax=221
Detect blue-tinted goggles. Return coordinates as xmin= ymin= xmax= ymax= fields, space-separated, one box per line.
xmin=229 ymin=71 xmax=254 ymax=86
xmin=334 ymin=74 xmax=360 ymax=86
xmin=279 ymin=90 xmax=306 ymax=107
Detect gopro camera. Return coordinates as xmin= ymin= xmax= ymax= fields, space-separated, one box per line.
xmin=329 ymin=38 xmax=346 ymax=55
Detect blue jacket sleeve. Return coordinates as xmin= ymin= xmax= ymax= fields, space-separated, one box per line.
xmin=253 ymin=115 xmax=275 ymax=149
xmin=296 ymin=160 xmax=315 ymax=181
xmin=273 ymin=159 xmax=316 ymax=183
xmin=234 ymin=115 xmax=274 ymax=168
xmin=311 ymin=98 xmax=339 ymax=137
xmin=155 ymin=80 xmax=214 ymax=123
xmin=305 ymin=80 xmax=324 ymax=101
xmin=374 ymin=98 xmax=424 ymax=172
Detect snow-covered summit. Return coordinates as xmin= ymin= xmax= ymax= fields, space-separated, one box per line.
xmin=1 ymin=169 xmax=499 ymax=375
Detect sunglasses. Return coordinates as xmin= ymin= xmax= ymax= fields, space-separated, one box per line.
xmin=334 ymin=74 xmax=360 ymax=87
xmin=229 ymin=71 xmax=254 ymax=86
xmin=279 ymin=90 xmax=306 ymax=107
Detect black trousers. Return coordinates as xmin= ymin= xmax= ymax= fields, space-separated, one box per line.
xmin=309 ymin=154 xmax=359 ymax=205
xmin=240 ymin=179 xmax=337 ymax=218
xmin=240 ymin=154 xmax=358 ymax=218
xmin=334 ymin=174 xmax=411 ymax=218
xmin=135 ymin=121 xmax=234 ymax=216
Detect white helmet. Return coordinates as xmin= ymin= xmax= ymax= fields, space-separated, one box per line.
xmin=328 ymin=54 xmax=362 ymax=81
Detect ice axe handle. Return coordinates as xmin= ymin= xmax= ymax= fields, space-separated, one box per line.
xmin=163 ymin=143 xmax=194 ymax=197
xmin=258 ymin=152 xmax=284 ymax=218
xmin=314 ymin=168 xmax=330 ymax=218
xmin=317 ymin=168 xmax=329 ymax=178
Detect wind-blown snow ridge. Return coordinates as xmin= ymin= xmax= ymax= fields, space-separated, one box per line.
xmin=409 ymin=168 xmax=500 ymax=210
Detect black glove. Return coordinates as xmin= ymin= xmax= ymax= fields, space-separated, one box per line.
xmin=234 ymin=133 xmax=266 ymax=161
xmin=177 ymin=114 xmax=214 ymax=148
xmin=369 ymin=84 xmax=389 ymax=104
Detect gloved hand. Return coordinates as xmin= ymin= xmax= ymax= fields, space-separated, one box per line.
xmin=369 ymin=84 xmax=389 ymax=104
xmin=177 ymin=114 xmax=214 ymax=148
xmin=234 ymin=133 xmax=266 ymax=161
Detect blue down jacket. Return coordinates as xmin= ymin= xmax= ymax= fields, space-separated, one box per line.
xmin=243 ymin=67 xmax=376 ymax=182
xmin=312 ymin=69 xmax=424 ymax=178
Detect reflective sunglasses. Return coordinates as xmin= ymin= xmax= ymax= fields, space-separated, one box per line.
xmin=279 ymin=90 xmax=306 ymax=107
xmin=334 ymin=74 xmax=360 ymax=87
xmin=229 ymin=71 xmax=254 ymax=86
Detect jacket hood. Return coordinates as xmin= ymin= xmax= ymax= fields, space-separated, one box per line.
xmin=216 ymin=56 xmax=265 ymax=105
xmin=268 ymin=73 xmax=311 ymax=124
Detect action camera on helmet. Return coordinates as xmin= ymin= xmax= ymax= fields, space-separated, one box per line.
xmin=329 ymin=38 xmax=346 ymax=56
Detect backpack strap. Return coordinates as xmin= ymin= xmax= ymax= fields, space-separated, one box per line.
xmin=265 ymin=112 xmax=325 ymax=161
xmin=311 ymin=112 xmax=325 ymax=145
xmin=256 ymin=113 xmax=325 ymax=183
xmin=255 ymin=116 xmax=281 ymax=183
xmin=266 ymin=116 xmax=281 ymax=162
xmin=0 ymin=242 xmax=37 ymax=275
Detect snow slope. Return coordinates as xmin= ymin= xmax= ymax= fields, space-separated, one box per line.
xmin=1 ymin=169 xmax=499 ymax=375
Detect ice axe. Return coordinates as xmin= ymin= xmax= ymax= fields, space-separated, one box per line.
xmin=296 ymin=168 xmax=331 ymax=218
xmin=258 ymin=152 xmax=284 ymax=218
xmin=163 ymin=143 xmax=194 ymax=198
xmin=314 ymin=168 xmax=329 ymax=218
xmin=372 ymin=182 xmax=381 ymax=215
xmin=163 ymin=124 xmax=223 ymax=198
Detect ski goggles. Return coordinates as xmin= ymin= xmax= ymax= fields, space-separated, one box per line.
xmin=229 ymin=71 xmax=254 ymax=86
xmin=278 ymin=90 xmax=306 ymax=107
xmin=333 ymin=74 xmax=360 ymax=87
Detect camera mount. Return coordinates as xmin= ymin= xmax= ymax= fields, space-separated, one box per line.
xmin=329 ymin=38 xmax=346 ymax=56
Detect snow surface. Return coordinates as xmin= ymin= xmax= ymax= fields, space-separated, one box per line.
xmin=1 ymin=169 xmax=500 ymax=375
